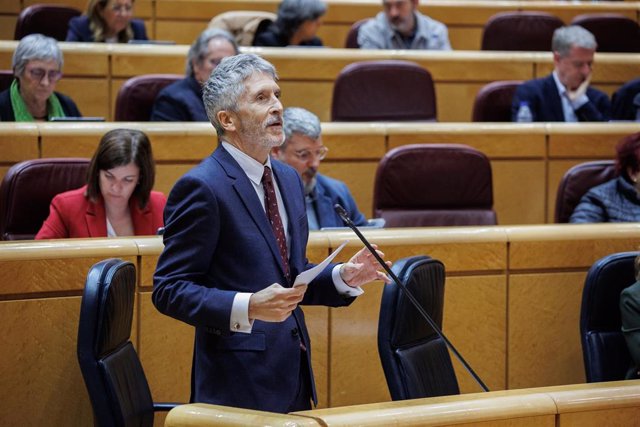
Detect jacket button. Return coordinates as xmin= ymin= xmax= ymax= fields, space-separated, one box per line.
xmin=291 ymin=327 xmax=299 ymax=337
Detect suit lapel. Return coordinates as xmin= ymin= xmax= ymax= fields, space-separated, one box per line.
xmin=214 ymin=148 xmax=287 ymax=279
xmin=85 ymin=198 xmax=107 ymax=237
xmin=544 ymin=75 xmax=566 ymax=121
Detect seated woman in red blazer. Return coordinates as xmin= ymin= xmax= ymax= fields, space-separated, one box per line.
xmin=36 ymin=128 xmax=166 ymax=239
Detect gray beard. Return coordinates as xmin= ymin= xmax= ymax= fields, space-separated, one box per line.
xmin=304 ymin=175 xmax=317 ymax=196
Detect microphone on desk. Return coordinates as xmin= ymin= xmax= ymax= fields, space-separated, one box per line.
xmin=333 ymin=204 xmax=490 ymax=393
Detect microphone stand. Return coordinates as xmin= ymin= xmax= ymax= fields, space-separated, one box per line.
xmin=334 ymin=204 xmax=489 ymax=392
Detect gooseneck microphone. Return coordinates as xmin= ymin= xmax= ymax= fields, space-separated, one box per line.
xmin=334 ymin=204 xmax=489 ymax=392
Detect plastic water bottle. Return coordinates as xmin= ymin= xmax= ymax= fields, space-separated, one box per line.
xmin=516 ymin=101 xmax=533 ymax=123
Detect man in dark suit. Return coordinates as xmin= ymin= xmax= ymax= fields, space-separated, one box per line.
xmin=152 ymin=53 xmax=390 ymax=413
xmin=511 ymin=25 xmax=610 ymax=122
xmin=271 ymin=107 xmax=369 ymax=229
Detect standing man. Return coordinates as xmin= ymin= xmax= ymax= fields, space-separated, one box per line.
xmin=511 ymin=25 xmax=610 ymax=122
xmin=153 ymin=54 xmax=390 ymax=413
xmin=357 ymin=0 xmax=451 ymax=50
xmin=271 ymin=107 xmax=368 ymax=229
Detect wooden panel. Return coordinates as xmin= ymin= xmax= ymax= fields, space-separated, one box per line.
xmin=0 ymin=297 xmax=94 ymax=427
xmin=280 ymin=81 xmax=334 ymax=123
xmin=156 ymin=20 xmax=207 ymax=45
xmin=155 ymin=164 xmax=197 ymax=196
xmin=445 ymin=275 xmax=507 ymax=393
xmin=0 ymin=256 xmax=135 ymax=296
xmin=493 ymin=160 xmax=546 ymax=225
xmin=0 ymin=16 xmax=16 ymax=41
xmin=138 ymin=292 xmax=193 ymax=402
xmin=448 ymin=27 xmax=483 ymax=51
xmin=547 ymin=159 xmax=584 ymax=223
xmin=303 ymin=306 xmax=330 ymax=409
xmin=319 ymin=161 xmax=378 ymax=219
xmin=508 ymin=272 xmax=586 ymax=389
xmin=55 ymin=78 xmax=109 ymax=119
xmin=321 ymin=124 xmax=386 ymax=160
xmin=0 ymin=0 xmax=20 ymax=12
xmin=111 ymin=46 xmax=187 ymax=77
xmin=547 ymin=123 xmax=635 ymax=158
xmin=437 ymin=82 xmax=485 ymax=122
xmin=558 ymin=408 xmax=640 ymax=427
xmin=0 ymin=124 xmax=39 ymax=162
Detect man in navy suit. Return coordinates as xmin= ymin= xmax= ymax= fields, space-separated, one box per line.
xmin=511 ymin=25 xmax=610 ymax=122
xmin=153 ymin=54 xmax=390 ymax=413
xmin=271 ymin=107 xmax=369 ymax=229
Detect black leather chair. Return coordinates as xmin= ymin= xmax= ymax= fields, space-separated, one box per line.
xmin=571 ymin=13 xmax=640 ymax=53
xmin=344 ymin=18 xmax=370 ymax=48
xmin=581 ymin=252 xmax=638 ymax=382
xmin=554 ymin=160 xmax=616 ymax=223
xmin=78 ymin=259 xmax=177 ymax=427
xmin=378 ymin=255 xmax=459 ymax=400
xmin=481 ymin=12 xmax=564 ymax=51
xmin=472 ymin=80 xmax=522 ymax=122
xmin=14 ymin=4 xmax=81 ymax=41
xmin=373 ymin=144 xmax=497 ymax=227
xmin=0 ymin=158 xmax=90 ymax=240
xmin=114 ymin=74 xmax=182 ymax=121
xmin=611 ymin=78 xmax=640 ymax=121
xmin=331 ymin=60 xmax=437 ymax=122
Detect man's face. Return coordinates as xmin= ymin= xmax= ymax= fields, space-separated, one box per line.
xmin=193 ymin=38 xmax=237 ymax=84
xmin=554 ymin=45 xmax=594 ymax=91
xmin=383 ymin=0 xmax=417 ymax=35
xmin=274 ymin=133 xmax=327 ymax=194
xmin=233 ymin=72 xmax=284 ymax=150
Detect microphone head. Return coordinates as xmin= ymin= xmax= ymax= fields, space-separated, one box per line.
xmin=334 ymin=204 xmax=348 ymax=218
xmin=633 ymin=93 xmax=640 ymax=107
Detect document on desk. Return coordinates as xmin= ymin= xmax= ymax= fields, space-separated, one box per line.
xmin=293 ymin=241 xmax=349 ymax=287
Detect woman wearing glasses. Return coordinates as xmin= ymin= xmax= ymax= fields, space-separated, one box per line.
xmin=66 ymin=0 xmax=147 ymax=43
xmin=0 ymin=34 xmax=81 ymax=122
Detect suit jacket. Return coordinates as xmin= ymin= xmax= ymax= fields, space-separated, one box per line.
xmin=65 ymin=15 xmax=147 ymax=42
xmin=620 ymin=280 xmax=640 ymax=379
xmin=311 ymin=173 xmax=367 ymax=228
xmin=511 ymin=74 xmax=611 ymax=122
xmin=611 ymin=78 xmax=640 ymax=121
xmin=35 ymin=185 xmax=166 ymax=239
xmin=0 ymin=88 xmax=81 ymax=121
xmin=152 ymin=146 xmax=353 ymax=412
xmin=253 ymin=23 xmax=323 ymax=47
xmin=150 ymin=76 xmax=208 ymax=121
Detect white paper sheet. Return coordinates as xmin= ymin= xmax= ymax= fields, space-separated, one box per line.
xmin=293 ymin=241 xmax=349 ymax=287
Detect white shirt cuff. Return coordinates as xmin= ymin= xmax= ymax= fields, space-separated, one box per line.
xmin=230 ymin=292 xmax=254 ymax=333
xmin=332 ymin=264 xmax=364 ymax=297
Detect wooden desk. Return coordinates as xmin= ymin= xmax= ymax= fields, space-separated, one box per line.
xmin=6 ymin=0 xmax=638 ymax=49
xmin=1 ymin=224 xmax=639 ymax=425
xmin=1 ymin=42 xmax=638 ymax=121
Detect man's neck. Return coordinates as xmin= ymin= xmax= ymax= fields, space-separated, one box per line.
xmin=222 ymin=135 xmax=269 ymax=164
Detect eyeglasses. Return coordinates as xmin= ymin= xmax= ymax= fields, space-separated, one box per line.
xmin=292 ymin=147 xmax=329 ymax=162
xmin=26 ymin=68 xmax=62 ymax=83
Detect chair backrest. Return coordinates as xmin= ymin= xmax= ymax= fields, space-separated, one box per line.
xmin=571 ymin=13 xmax=640 ymax=53
xmin=554 ymin=160 xmax=617 ymax=223
xmin=78 ymin=259 xmax=155 ymax=427
xmin=472 ymin=80 xmax=522 ymax=122
xmin=0 ymin=70 xmax=13 ymax=92
xmin=209 ymin=10 xmax=276 ymax=46
xmin=331 ymin=60 xmax=437 ymax=122
xmin=581 ymin=252 xmax=638 ymax=382
xmin=14 ymin=4 xmax=81 ymax=41
xmin=114 ymin=74 xmax=182 ymax=121
xmin=373 ymin=144 xmax=497 ymax=227
xmin=481 ymin=12 xmax=564 ymax=51
xmin=378 ymin=255 xmax=459 ymax=400
xmin=344 ymin=18 xmax=370 ymax=48
xmin=0 ymin=158 xmax=89 ymax=240
xmin=611 ymin=78 xmax=640 ymax=121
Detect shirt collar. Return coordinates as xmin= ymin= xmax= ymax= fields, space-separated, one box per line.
xmin=552 ymin=71 xmax=568 ymax=97
xmin=222 ymin=141 xmax=272 ymax=186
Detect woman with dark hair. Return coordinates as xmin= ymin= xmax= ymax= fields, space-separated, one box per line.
xmin=36 ymin=129 xmax=166 ymax=239
xmin=570 ymin=132 xmax=640 ymax=222
xmin=253 ymin=0 xmax=326 ymax=47
xmin=66 ymin=0 xmax=147 ymax=43
xmin=0 ymin=34 xmax=81 ymax=121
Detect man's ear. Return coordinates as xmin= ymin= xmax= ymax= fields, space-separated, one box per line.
xmin=217 ymin=110 xmax=236 ymax=133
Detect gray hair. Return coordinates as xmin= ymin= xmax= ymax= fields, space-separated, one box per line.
xmin=12 ymin=34 xmax=63 ymax=77
xmin=282 ymin=107 xmax=321 ymax=148
xmin=276 ymin=0 xmax=327 ymax=37
xmin=552 ymin=25 xmax=597 ymax=57
xmin=203 ymin=53 xmax=278 ymax=137
xmin=185 ymin=28 xmax=239 ymax=77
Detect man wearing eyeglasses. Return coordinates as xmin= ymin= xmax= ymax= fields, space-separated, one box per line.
xmin=271 ymin=107 xmax=368 ymax=229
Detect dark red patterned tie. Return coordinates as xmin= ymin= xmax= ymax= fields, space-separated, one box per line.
xmin=262 ymin=166 xmax=290 ymax=279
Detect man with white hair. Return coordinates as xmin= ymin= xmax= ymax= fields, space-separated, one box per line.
xmin=511 ymin=25 xmax=610 ymax=122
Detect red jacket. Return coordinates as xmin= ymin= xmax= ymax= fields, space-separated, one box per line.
xmin=35 ymin=185 xmax=166 ymax=239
